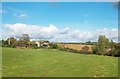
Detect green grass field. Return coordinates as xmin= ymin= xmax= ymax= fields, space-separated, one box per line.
xmin=0 ymin=47 xmax=2 ymax=78
xmin=2 ymin=48 xmax=118 ymax=77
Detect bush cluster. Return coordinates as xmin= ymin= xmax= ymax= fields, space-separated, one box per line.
xmin=59 ymin=46 xmax=92 ymax=54
xmin=49 ymin=43 xmax=58 ymax=49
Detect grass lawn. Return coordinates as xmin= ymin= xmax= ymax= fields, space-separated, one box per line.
xmin=2 ymin=47 xmax=118 ymax=77
xmin=0 ymin=47 xmax=2 ymax=78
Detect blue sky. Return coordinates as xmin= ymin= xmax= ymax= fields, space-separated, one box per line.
xmin=1 ymin=2 xmax=118 ymax=42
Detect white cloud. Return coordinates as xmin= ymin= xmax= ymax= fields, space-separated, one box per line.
xmin=109 ymin=28 xmax=118 ymax=39
xmin=19 ymin=14 xmax=28 ymax=18
xmin=13 ymin=13 xmax=28 ymax=19
xmin=69 ymin=28 xmax=118 ymax=42
xmin=59 ymin=27 xmax=70 ymax=34
xmin=3 ymin=23 xmax=58 ymax=39
xmin=2 ymin=23 xmax=118 ymax=42
xmin=0 ymin=29 xmax=2 ymax=40
xmin=71 ymin=30 xmax=97 ymax=42
xmin=7 ymin=7 xmax=29 ymax=19
xmin=96 ymin=28 xmax=118 ymax=40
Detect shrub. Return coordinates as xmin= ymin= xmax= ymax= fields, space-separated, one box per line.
xmin=50 ymin=43 xmax=58 ymax=49
xmin=32 ymin=44 xmax=38 ymax=49
xmin=92 ymin=45 xmax=99 ymax=54
xmin=104 ymin=43 xmax=120 ymax=57
xmin=97 ymin=48 xmax=107 ymax=55
xmin=107 ymin=49 xmax=120 ymax=57
xmin=81 ymin=46 xmax=90 ymax=54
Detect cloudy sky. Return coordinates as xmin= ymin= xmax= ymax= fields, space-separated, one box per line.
xmin=1 ymin=2 xmax=118 ymax=42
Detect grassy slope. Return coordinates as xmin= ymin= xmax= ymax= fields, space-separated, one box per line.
xmin=2 ymin=48 xmax=118 ymax=77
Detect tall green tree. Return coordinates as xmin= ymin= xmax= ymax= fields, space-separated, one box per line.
xmin=18 ymin=34 xmax=30 ymax=48
xmin=110 ymin=40 xmax=115 ymax=49
xmin=21 ymin=34 xmax=29 ymax=41
xmin=7 ymin=37 xmax=17 ymax=47
xmin=0 ymin=40 xmax=8 ymax=47
xmin=97 ymin=35 xmax=110 ymax=55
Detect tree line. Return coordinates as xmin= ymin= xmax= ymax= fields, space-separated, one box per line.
xmin=0 ymin=34 xmax=58 ymax=49
xmin=93 ymin=35 xmax=120 ymax=57
xmin=59 ymin=35 xmax=120 ymax=57
xmin=0 ymin=34 xmax=30 ymax=48
xmin=0 ymin=34 xmax=120 ymax=57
